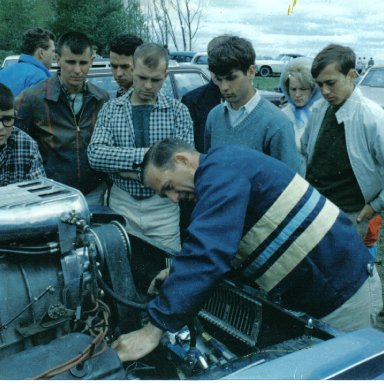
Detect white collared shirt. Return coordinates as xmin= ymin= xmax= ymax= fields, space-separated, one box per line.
xmin=224 ymin=90 xmax=260 ymax=126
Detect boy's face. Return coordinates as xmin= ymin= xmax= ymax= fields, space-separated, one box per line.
xmin=0 ymin=108 xmax=15 ymax=146
xmin=212 ymin=65 xmax=256 ymax=110
xmin=56 ymin=45 xmax=93 ymax=93
xmin=315 ymin=62 xmax=355 ymax=106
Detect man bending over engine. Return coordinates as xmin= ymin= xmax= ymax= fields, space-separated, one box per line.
xmin=0 ymin=83 xmax=45 ymax=186
xmin=112 ymin=138 xmax=383 ymax=361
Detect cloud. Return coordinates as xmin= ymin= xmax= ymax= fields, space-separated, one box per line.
xmin=192 ymin=0 xmax=384 ymax=62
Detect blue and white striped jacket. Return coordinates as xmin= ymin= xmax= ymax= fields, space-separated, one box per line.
xmin=148 ymin=145 xmax=370 ymax=332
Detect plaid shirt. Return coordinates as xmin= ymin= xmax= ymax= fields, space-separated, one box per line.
xmin=0 ymin=126 xmax=46 ymax=186
xmin=88 ymin=89 xmax=194 ymax=197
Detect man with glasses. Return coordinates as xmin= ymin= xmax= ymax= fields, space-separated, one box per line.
xmin=0 ymin=28 xmax=56 ymax=97
xmin=0 ymin=83 xmax=45 ymax=186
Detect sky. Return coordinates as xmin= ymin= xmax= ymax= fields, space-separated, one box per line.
xmin=184 ymin=0 xmax=384 ymax=63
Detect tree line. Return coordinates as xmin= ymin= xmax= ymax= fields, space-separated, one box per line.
xmin=0 ymin=0 xmax=203 ymax=61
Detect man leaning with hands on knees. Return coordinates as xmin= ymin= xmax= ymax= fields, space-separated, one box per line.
xmin=112 ymin=138 xmax=382 ymax=362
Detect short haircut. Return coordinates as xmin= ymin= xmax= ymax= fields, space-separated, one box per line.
xmin=142 ymin=138 xmax=196 ymax=186
xmin=0 ymin=83 xmax=14 ymax=111
xmin=56 ymin=31 xmax=93 ymax=56
xmin=109 ymin=34 xmax=143 ymax=57
xmin=133 ymin=43 xmax=169 ymax=69
xmin=311 ymin=44 xmax=356 ymax=78
xmin=281 ymin=57 xmax=316 ymax=95
xmin=208 ymin=35 xmax=255 ymax=76
xmin=20 ymin=27 xmax=55 ymax=55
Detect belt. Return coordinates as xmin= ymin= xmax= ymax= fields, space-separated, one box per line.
xmin=131 ymin=195 xmax=149 ymax=201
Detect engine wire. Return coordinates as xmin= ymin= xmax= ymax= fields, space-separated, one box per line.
xmin=32 ymin=299 xmax=110 ymax=380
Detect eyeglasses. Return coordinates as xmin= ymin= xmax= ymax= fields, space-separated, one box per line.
xmin=0 ymin=115 xmax=15 ymax=128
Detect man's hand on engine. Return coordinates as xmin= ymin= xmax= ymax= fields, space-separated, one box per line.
xmin=111 ymin=322 xmax=164 ymax=362
xmin=147 ymin=267 xmax=170 ymax=295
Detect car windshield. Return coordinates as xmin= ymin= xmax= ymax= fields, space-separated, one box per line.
xmin=360 ymin=69 xmax=384 ymax=88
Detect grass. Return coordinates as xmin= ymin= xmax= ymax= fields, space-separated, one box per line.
xmin=253 ymin=75 xmax=281 ymax=92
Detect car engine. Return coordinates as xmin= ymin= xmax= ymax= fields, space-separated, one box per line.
xmin=0 ymin=178 xmax=382 ymax=380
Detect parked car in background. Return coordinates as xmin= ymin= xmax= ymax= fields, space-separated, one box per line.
xmin=1 ymin=54 xmax=110 ymax=70
xmin=1 ymin=55 xmax=19 ymax=68
xmin=256 ymin=53 xmax=305 ymax=77
xmin=169 ymin=51 xmax=195 ymax=63
xmin=83 ymin=62 xmax=283 ymax=105
xmin=357 ymin=65 xmax=384 ymax=108
xmin=190 ymin=51 xmax=208 ymax=65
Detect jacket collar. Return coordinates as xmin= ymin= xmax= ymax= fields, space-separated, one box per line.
xmin=335 ymin=87 xmax=361 ymax=123
xmin=115 ymin=87 xmax=173 ymax=109
xmin=18 ymin=54 xmax=51 ymax=77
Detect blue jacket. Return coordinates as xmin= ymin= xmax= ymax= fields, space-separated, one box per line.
xmin=0 ymin=54 xmax=51 ymax=97
xmin=181 ymin=80 xmax=222 ymax=153
xmin=147 ymin=145 xmax=371 ymax=332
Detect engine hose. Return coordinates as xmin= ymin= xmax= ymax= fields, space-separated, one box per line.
xmin=96 ymin=273 xmax=148 ymax=310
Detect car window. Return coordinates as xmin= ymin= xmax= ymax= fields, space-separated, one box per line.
xmin=195 ymin=55 xmax=208 ymax=65
xmin=361 ymin=69 xmax=384 ymax=87
xmin=87 ymin=74 xmax=118 ymax=98
xmin=161 ymin=76 xmax=174 ymax=98
xmin=172 ymin=72 xmax=208 ymax=98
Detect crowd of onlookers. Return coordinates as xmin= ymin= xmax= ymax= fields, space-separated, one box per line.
xmin=0 ymin=27 xmax=383 ymax=362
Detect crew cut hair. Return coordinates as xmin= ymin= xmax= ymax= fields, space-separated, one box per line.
xmin=0 ymin=83 xmax=14 ymax=111
xmin=56 ymin=31 xmax=93 ymax=56
xmin=20 ymin=27 xmax=55 ymax=55
xmin=311 ymin=44 xmax=356 ymax=78
xmin=133 ymin=43 xmax=169 ymax=69
xmin=142 ymin=138 xmax=196 ymax=186
xmin=109 ymin=34 xmax=143 ymax=57
xmin=208 ymin=35 xmax=255 ymax=76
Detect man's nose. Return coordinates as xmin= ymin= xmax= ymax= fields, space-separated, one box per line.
xmin=144 ymin=79 xmax=152 ymax=89
xmin=220 ymin=80 xmax=229 ymax=92
xmin=73 ymin=63 xmax=81 ymax=73
xmin=116 ymin=67 xmax=123 ymax=77
xmin=321 ymin=84 xmax=331 ymax=95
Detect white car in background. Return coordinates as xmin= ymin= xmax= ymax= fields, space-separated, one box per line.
xmin=190 ymin=51 xmax=208 ymax=65
xmin=256 ymin=53 xmax=305 ymax=77
xmin=357 ymin=65 xmax=384 ymax=108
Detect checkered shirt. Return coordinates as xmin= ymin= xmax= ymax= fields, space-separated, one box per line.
xmin=88 ymin=88 xmax=194 ymax=197
xmin=0 ymin=126 xmax=46 ymax=186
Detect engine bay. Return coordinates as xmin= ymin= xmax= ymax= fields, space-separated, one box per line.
xmin=0 ymin=178 xmax=372 ymax=380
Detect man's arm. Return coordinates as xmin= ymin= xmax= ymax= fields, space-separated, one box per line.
xmin=112 ymin=322 xmax=164 ymax=362
xmin=15 ymin=91 xmax=36 ymax=135
xmin=173 ymin=102 xmax=194 ymax=144
xmin=87 ymin=102 xmax=146 ymax=174
xmin=203 ymin=110 xmax=213 ymax=154
xmin=269 ymin=118 xmax=300 ymax=173
xmin=26 ymin=140 xmax=46 ymax=180
xmin=112 ymin=167 xmax=251 ymax=361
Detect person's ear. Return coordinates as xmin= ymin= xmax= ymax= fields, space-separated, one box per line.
xmin=174 ymin=153 xmax=190 ymax=166
xmin=348 ymin=68 xmax=357 ymax=81
xmin=248 ymin=65 xmax=256 ymax=79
